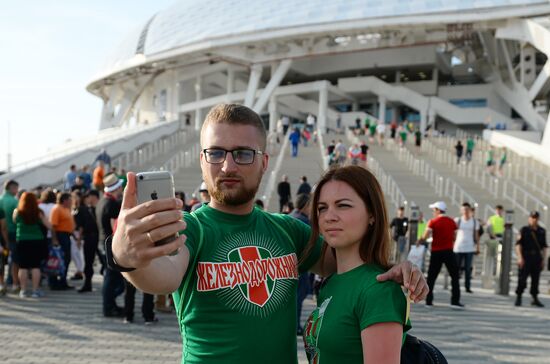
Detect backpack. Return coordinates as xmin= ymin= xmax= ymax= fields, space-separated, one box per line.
xmin=401 ymin=297 xmax=448 ymax=363
xmin=401 ymin=334 xmax=448 ymax=364
xmin=477 ymin=219 xmax=484 ymax=238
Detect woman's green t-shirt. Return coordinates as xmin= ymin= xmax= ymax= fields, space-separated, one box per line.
xmin=304 ymin=263 xmax=411 ymax=364
xmin=15 ymin=214 xmax=44 ymax=241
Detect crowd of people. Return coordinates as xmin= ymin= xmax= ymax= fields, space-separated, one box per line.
xmin=388 ymin=201 xmax=547 ymax=309
xmin=0 ymin=150 xmax=209 ymax=325
xmin=2 ymin=102 xmax=547 ymax=363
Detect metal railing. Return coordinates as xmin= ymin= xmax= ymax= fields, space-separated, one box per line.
xmin=156 ymin=143 xmax=201 ymax=173
xmin=346 ymin=129 xmax=413 ymax=214
xmin=6 ymin=120 xmax=182 ymax=174
xmin=389 ymin=143 xmax=445 ymax=197
xmin=501 ymin=180 xmax=549 ymax=228
xmin=262 ymin=127 xmax=291 ymax=210
xmin=444 ymin=178 xmax=478 ymax=208
xmin=437 ymin=131 xmax=550 ymax=196
xmin=368 ymin=156 xmax=413 ymax=214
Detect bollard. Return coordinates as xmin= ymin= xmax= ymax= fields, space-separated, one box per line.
xmin=481 ymin=238 xmax=498 ymax=288
xmin=409 ymin=206 xmax=419 ymax=258
xmin=496 ymin=210 xmax=514 ymax=295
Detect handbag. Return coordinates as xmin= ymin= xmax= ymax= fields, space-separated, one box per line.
xmin=400 ymin=296 xmax=448 ymax=364
xmin=44 ymin=245 xmax=66 ymax=277
xmin=407 ymin=245 xmax=426 ymax=269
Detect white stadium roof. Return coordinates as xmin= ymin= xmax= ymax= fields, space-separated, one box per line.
xmin=91 ymin=0 xmax=550 ymax=84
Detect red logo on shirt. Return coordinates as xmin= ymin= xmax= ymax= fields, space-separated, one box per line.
xmin=196 ymin=246 xmax=298 ymax=307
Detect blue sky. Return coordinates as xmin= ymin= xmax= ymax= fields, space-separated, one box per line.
xmin=0 ymin=0 xmax=176 ymax=171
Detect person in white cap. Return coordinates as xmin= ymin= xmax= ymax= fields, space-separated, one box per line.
xmin=97 ymin=173 xmax=125 ymax=317
xmin=191 ymin=181 xmax=210 ymax=212
xmin=419 ymin=201 xmax=464 ymax=309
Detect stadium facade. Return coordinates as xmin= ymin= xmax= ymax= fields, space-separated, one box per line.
xmin=86 ymin=0 xmax=550 ymax=159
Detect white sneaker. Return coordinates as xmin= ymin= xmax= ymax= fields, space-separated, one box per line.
xmin=450 ymin=303 xmax=465 ymax=310
xmin=19 ymin=290 xmax=29 ymax=298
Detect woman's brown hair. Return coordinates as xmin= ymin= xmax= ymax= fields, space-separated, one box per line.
xmin=17 ymin=192 xmax=41 ymax=225
xmin=303 ymin=166 xmax=392 ymax=274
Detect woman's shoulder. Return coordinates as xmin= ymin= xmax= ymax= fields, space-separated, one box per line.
xmin=352 ymin=264 xmax=404 ymax=295
xmin=349 ymin=264 xmax=390 ymax=288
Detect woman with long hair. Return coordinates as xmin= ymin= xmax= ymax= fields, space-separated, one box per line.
xmin=303 ymin=166 xmax=410 ymax=363
xmin=13 ymin=192 xmax=51 ymax=298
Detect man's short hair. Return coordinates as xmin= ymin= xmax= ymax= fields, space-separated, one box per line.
xmin=3 ymin=179 xmax=18 ymax=191
xmin=398 ymin=206 xmax=405 ymax=211
xmin=462 ymin=202 xmax=471 ymax=208
xmin=57 ymin=192 xmax=72 ymax=204
xmin=201 ymin=104 xmax=267 ymax=149
xmin=495 ymin=204 xmax=503 ymax=210
xmin=85 ymin=189 xmax=100 ymax=199
xmin=301 ymin=176 xmax=307 ymax=182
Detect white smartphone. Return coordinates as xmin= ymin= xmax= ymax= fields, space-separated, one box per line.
xmin=136 ymin=171 xmax=178 ymax=247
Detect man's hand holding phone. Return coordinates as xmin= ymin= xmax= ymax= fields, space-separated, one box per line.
xmin=111 ymin=172 xmax=187 ymax=270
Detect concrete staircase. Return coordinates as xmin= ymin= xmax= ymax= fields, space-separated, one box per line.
xmin=263 ymin=133 xmax=326 ymax=212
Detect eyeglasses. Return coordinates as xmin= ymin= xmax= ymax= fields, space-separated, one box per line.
xmin=202 ymin=148 xmax=265 ymax=165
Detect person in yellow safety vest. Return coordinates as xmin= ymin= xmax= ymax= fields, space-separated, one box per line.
xmin=487 ymin=205 xmax=505 ymax=239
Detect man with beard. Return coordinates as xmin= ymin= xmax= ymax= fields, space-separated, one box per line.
xmin=107 ymin=104 xmax=428 ymax=363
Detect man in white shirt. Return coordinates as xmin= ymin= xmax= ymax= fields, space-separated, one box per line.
xmin=376 ymin=122 xmax=386 ymax=146
xmin=453 ymin=202 xmax=480 ymax=293
xmin=306 ymin=114 xmax=316 ymax=132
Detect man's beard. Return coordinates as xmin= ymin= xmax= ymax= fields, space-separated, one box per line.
xmin=211 ymin=174 xmax=262 ymax=206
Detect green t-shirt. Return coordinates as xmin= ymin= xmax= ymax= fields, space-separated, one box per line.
xmin=466 ymin=138 xmax=475 ymax=152
xmin=15 ymin=215 xmax=44 ymax=241
xmin=489 ymin=214 xmax=505 ymax=235
xmin=487 ymin=150 xmax=494 ymax=162
xmin=304 ymin=264 xmax=410 ymax=364
xmin=417 ymin=220 xmax=427 ymax=240
xmin=174 ymin=205 xmax=322 ymax=364
xmin=0 ymin=192 xmax=18 ymax=234
xmin=369 ymin=124 xmax=377 ymax=136
xmin=500 ymin=151 xmax=507 ymax=163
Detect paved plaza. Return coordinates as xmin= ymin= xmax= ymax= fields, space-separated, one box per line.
xmin=1 ymin=271 xmax=549 ymax=363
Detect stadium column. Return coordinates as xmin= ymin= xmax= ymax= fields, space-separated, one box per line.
xmin=227 ymin=66 xmax=235 ymax=94
xmin=378 ymin=96 xmax=386 ymax=124
xmin=268 ymin=96 xmax=278 ymax=134
xmin=318 ymin=82 xmax=328 ymax=135
xmin=169 ymin=71 xmax=178 ymax=122
xmin=543 ymin=111 xmax=550 ymax=147
xmin=194 ymin=75 xmax=202 ymax=131
xmin=244 ymin=64 xmax=263 ymax=107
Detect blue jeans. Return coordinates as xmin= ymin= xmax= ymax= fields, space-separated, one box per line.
xmin=456 ymin=252 xmax=474 ymax=291
xmin=102 ymin=268 xmax=125 ymax=314
xmin=6 ymin=232 xmax=18 ymax=285
xmin=291 ymin=143 xmax=299 ymax=157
